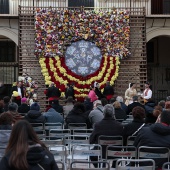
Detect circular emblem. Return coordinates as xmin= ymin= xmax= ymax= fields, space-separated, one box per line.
xmin=65 ymin=40 xmax=102 ymax=77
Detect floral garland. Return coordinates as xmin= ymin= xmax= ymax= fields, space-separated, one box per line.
xmin=35 ymin=8 xmax=130 ymax=101
xmin=39 ymin=55 xmax=120 ymax=101
xmin=35 ymin=8 xmax=130 ymax=59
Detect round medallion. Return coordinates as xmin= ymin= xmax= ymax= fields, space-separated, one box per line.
xmin=65 ymin=40 xmax=102 ymax=77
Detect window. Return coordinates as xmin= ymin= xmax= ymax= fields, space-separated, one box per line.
xmin=0 ymin=0 xmax=9 ymax=14
xmin=0 ymin=41 xmax=15 ymax=62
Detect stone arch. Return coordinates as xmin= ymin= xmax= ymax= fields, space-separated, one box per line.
xmin=147 ymin=28 xmax=170 ymax=42
xmin=0 ymin=28 xmax=18 ymax=45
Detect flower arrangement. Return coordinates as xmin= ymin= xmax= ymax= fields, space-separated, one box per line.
xmin=35 ymin=8 xmax=130 ymax=101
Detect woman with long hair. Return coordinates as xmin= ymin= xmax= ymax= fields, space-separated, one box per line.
xmin=0 ymin=120 xmax=58 ymax=170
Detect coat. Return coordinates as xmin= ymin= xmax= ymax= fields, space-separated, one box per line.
xmin=46 ymin=86 xmax=61 ymax=98
xmin=90 ymin=117 xmax=123 ymax=158
xmin=134 ymin=123 xmax=170 ymax=168
xmin=65 ymin=108 xmax=89 ymax=129
xmin=25 ymin=110 xmax=45 ymax=124
xmin=18 ymin=103 xmax=30 ymax=115
xmin=43 ymin=108 xmax=64 ymax=124
xmin=0 ymin=145 xmax=59 ymax=170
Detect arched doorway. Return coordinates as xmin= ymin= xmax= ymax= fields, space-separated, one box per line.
xmin=0 ymin=35 xmax=18 ymax=97
xmin=147 ymin=35 xmax=170 ymax=102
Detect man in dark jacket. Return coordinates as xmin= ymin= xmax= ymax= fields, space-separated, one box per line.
xmin=134 ymin=110 xmax=170 ymax=168
xmin=127 ymin=96 xmax=144 ymax=114
xmin=46 ymin=82 xmax=61 ymax=101
xmin=103 ymin=81 xmax=114 ymax=101
xmin=90 ymin=104 xmax=123 ymax=166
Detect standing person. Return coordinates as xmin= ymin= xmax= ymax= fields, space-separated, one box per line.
xmin=125 ymin=83 xmax=137 ymax=106
xmin=11 ymin=81 xmax=24 ymax=98
xmin=11 ymin=81 xmax=24 ymax=106
xmin=0 ymin=120 xmax=59 ymax=170
xmin=0 ymin=81 xmax=6 ymax=100
xmin=65 ymin=83 xmax=74 ymax=99
xmin=94 ymin=82 xmax=104 ymax=100
xmin=103 ymin=81 xmax=114 ymax=101
xmin=46 ymin=82 xmax=61 ymax=101
xmin=141 ymin=81 xmax=152 ymax=104
xmin=88 ymin=85 xmax=98 ymax=102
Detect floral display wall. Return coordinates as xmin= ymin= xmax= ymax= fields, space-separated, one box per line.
xmin=35 ymin=8 xmax=130 ymax=100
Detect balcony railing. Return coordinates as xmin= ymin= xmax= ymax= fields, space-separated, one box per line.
xmin=0 ymin=0 xmax=170 ymax=16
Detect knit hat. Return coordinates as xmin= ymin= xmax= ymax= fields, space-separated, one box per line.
xmin=30 ymin=102 xmax=40 ymax=111
xmin=21 ymin=97 xmax=27 ymax=103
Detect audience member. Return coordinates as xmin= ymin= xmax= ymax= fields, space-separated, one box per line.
xmin=63 ymin=96 xmax=74 ymax=118
xmin=83 ymin=96 xmax=93 ymax=111
xmin=18 ymin=97 xmax=30 ymax=116
xmin=25 ymin=102 xmax=45 ymax=124
xmin=127 ymin=96 xmax=144 ymax=114
xmin=43 ymin=108 xmax=64 ymax=124
xmin=51 ymin=99 xmax=63 ymax=115
xmin=165 ymin=101 xmax=170 ymax=110
xmin=65 ymin=103 xmax=90 ymax=128
xmin=8 ymin=102 xmax=23 ymax=123
xmin=152 ymin=105 xmax=162 ymax=123
xmin=158 ymin=100 xmax=165 ymax=110
xmin=134 ymin=110 xmax=170 ymax=168
xmin=3 ymin=96 xmax=10 ymax=112
xmin=123 ymin=106 xmax=145 ymax=145
xmin=0 ymin=112 xmax=13 ymax=158
xmin=113 ymin=101 xmax=127 ymax=121
xmin=0 ymin=101 xmax=4 ymax=114
xmin=90 ymin=104 xmax=123 ymax=167
xmin=0 ymin=120 xmax=59 ymax=169
xmin=144 ymin=98 xmax=156 ymax=124
xmin=116 ymin=96 xmax=128 ymax=114
xmin=101 ymin=98 xmax=108 ymax=107
xmin=88 ymin=100 xmax=104 ymax=127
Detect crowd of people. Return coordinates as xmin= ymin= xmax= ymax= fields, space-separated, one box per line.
xmin=0 ymin=80 xmax=170 ymax=169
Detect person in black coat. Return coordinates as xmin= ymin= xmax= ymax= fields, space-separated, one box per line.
xmin=94 ymin=82 xmax=105 ymax=100
xmin=46 ymin=82 xmax=61 ymax=101
xmin=11 ymin=81 xmax=24 ymax=98
xmin=0 ymin=120 xmax=58 ymax=170
xmin=18 ymin=97 xmax=30 ymax=116
xmin=25 ymin=102 xmax=45 ymax=124
xmin=103 ymin=81 xmax=114 ymax=101
xmin=123 ymin=106 xmax=146 ymax=145
xmin=90 ymin=104 xmax=123 ymax=167
xmin=134 ymin=110 xmax=170 ymax=168
xmin=65 ymin=83 xmax=75 ymax=100
xmin=65 ymin=102 xmax=90 ymax=129
xmin=51 ymin=99 xmax=63 ymax=115
xmin=113 ymin=101 xmax=127 ymax=121
xmin=144 ymin=98 xmax=156 ymax=124
xmin=127 ymin=96 xmax=144 ymax=114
